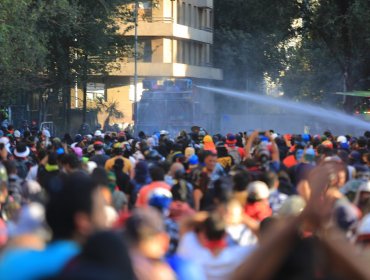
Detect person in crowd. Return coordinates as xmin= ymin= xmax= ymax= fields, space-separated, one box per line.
xmin=0 ymin=171 xmax=108 ymax=280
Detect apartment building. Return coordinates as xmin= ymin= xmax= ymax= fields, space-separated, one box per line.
xmin=73 ymin=0 xmax=222 ymax=128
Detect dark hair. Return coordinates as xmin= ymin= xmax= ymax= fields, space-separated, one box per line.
xmin=79 ymin=231 xmax=135 ymax=280
xmin=60 ymin=153 xmax=80 ymax=169
xmin=358 ymin=136 xmax=367 ymax=148
xmin=92 ymin=167 xmax=109 ymax=187
xmin=260 ymin=171 xmax=278 ymax=189
xmin=202 ymin=212 xmax=225 ymax=241
xmin=112 ymin=147 xmax=122 ymax=156
xmin=134 ymin=161 xmax=150 ymax=184
xmin=46 ymin=172 xmax=99 ymax=240
xmin=113 ymin=159 xmax=127 ymax=192
xmin=233 ymin=169 xmax=250 ymax=191
xmin=124 ymin=208 xmax=165 ymax=245
xmin=149 ymin=165 xmax=165 ymax=181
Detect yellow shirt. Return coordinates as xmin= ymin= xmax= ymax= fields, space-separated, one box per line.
xmin=104 ymin=156 xmax=132 ymax=175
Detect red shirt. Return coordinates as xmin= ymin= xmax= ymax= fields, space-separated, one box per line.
xmin=135 ymin=181 xmax=171 ymax=207
xmin=244 ymin=201 xmax=272 ymax=221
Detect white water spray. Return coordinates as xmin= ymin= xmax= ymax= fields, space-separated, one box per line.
xmin=198 ymin=86 xmax=370 ymax=131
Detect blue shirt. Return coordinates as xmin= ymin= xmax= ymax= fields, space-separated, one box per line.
xmin=0 ymin=240 xmax=80 ymax=280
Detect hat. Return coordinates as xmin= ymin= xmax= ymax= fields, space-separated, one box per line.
xmin=7 ymin=202 xmax=45 ymax=237
xmin=13 ymin=130 xmax=21 ymax=138
xmin=94 ymin=130 xmax=102 ymax=137
xmin=72 ymin=147 xmax=83 ymax=158
xmin=302 ymin=134 xmax=310 ymax=142
xmin=278 ymin=195 xmax=306 ymax=217
xmin=304 ymin=148 xmax=316 ymax=163
xmin=226 ymin=133 xmax=237 ymax=145
xmin=42 ymin=129 xmax=50 ymax=138
xmin=148 ymin=188 xmax=173 ymax=211
xmin=86 ymin=161 xmax=97 ymax=174
xmin=247 ymin=181 xmax=270 ymax=200
xmin=188 ymin=155 xmax=199 ymax=166
xmin=337 ymin=135 xmax=347 ymax=144
xmin=14 ymin=143 xmax=30 ymax=158
xmin=0 ymin=137 xmax=10 ymax=153
xmin=160 ymin=130 xmax=169 ymax=136
xmin=94 ymin=141 xmax=104 ymax=146
xmin=203 ymin=135 xmax=213 ymax=143
xmin=87 ymin=144 xmax=95 ymax=154
xmin=322 ymin=140 xmax=333 ymax=149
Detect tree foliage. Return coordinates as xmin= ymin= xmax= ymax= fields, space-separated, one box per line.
xmin=213 ymin=0 xmax=370 ymax=107
xmin=0 ymin=0 xmax=133 ymax=105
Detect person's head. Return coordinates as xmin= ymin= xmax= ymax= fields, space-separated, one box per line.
xmin=149 ymin=165 xmax=165 ymax=182
xmin=46 ymin=172 xmax=107 ymax=243
xmin=134 ymin=160 xmax=150 ymax=184
xmin=199 ymin=212 xmax=226 ymax=245
xmin=247 ymin=181 xmax=270 ymax=203
xmin=112 ymin=145 xmax=123 ymax=156
xmin=168 ymin=162 xmax=184 ymax=178
xmin=94 ymin=141 xmax=104 ymax=152
xmin=113 ymin=158 xmax=124 ymax=172
xmin=3 ymin=160 xmax=17 ymax=176
xmin=63 ymin=231 xmax=135 ymax=280
xmin=358 ymin=136 xmax=367 ymax=149
xmin=260 ymin=171 xmax=279 ymax=190
xmin=60 ymin=153 xmax=81 ymax=173
xmin=124 ymin=207 xmax=169 ymax=259
xmin=233 ymin=169 xmax=250 ymax=192
xmin=204 ymin=151 xmax=217 ymax=172
xmin=91 ymin=167 xmax=110 ymax=188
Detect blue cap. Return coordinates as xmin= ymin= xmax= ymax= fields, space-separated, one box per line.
xmin=56 ymin=147 xmax=65 ymax=155
xmin=188 ymin=155 xmax=199 ymax=165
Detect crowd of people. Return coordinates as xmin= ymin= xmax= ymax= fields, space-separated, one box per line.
xmin=0 ymin=125 xmax=370 ymax=279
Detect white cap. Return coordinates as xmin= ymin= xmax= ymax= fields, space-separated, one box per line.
xmin=86 ymin=161 xmax=98 ymax=174
xmin=247 ymin=181 xmax=270 ymax=200
xmin=94 ymin=130 xmax=102 ymax=137
xmin=42 ymin=129 xmax=51 ymax=138
xmin=337 ymin=135 xmax=347 ymax=143
xmin=13 ymin=130 xmax=21 ymax=138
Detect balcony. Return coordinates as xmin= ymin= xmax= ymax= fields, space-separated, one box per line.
xmin=110 ymin=62 xmax=222 ymax=80
xmin=121 ymin=18 xmax=213 ymax=44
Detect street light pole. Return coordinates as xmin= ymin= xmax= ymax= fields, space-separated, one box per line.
xmin=134 ymin=0 xmax=138 ymax=129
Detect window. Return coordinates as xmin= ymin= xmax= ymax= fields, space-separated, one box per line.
xmin=177 ymin=1 xmax=181 ymax=24
xmin=87 ymin=83 xmax=105 ymax=101
xmin=188 ymin=4 xmax=192 ymax=26
xmin=143 ymin=40 xmax=152 ymax=62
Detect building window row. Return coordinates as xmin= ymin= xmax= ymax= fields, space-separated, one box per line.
xmin=176 ymin=40 xmax=212 ymax=66
xmin=177 ymin=1 xmax=213 ymax=30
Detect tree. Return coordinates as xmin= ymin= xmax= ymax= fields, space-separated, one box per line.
xmin=213 ymin=0 xmax=299 ymax=91
xmin=0 ymin=0 xmax=47 ymax=103
xmin=282 ymin=0 xmax=370 ymax=107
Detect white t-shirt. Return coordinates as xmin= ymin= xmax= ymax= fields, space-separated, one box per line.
xmin=226 ymin=224 xmax=258 ymax=246
xmin=177 ymin=232 xmax=255 ymax=280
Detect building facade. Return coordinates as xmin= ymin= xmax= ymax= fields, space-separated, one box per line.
xmin=72 ymin=0 xmax=222 ymax=129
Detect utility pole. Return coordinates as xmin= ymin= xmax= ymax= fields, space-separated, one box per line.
xmin=134 ymin=0 xmax=138 ymax=130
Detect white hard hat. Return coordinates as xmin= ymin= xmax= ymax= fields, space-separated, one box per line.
xmin=247 ymin=181 xmax=270 ymax=200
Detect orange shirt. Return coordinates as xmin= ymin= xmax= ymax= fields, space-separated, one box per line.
xmin=135 ymin=181 xmax=171 ymax=207
xmin=105 ymin=156 xmax=132 ymax=175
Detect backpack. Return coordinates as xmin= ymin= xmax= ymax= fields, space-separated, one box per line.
xmin=227 ymin=147 xmax=242 ymax=165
